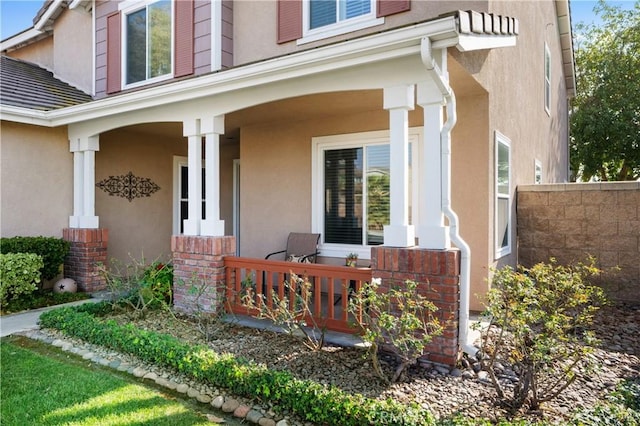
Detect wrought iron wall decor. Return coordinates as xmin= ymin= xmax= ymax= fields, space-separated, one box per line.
xmin=96 ymin=171 xmax=160 ymax=202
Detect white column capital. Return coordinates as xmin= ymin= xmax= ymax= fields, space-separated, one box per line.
xmin=183 ymin=118 xmax=201 ymax=138
xmin=69 ymin=135 xmax=99 ymax=152
xmin=384 ymin=225 xmax=416 ymax=248
xmin=201 ymin=115 xmax=225 ymax=135
xmin=417 ymin=80 xmax=445 ymax=106
xmin=383 ymin=85 xmax=415 ymax=111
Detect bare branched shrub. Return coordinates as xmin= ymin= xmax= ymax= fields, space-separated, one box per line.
xmin=241 ymin=272 xmax=326 ymax=351
xmin=348 ymin=278 xmax=443 ymax=383
xmin=477 ymin=257 xmax=607 ymax=411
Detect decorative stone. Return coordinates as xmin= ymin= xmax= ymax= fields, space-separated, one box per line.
xmin=187 ymin=387 xmax=200 ymax=398
xmin=259 ymin=419 xmax=277 ymax=426
xmin=246 ymin=409 xmax=263 ymax=424
xmin=211 ymin=395 xmax=225 ymax=409
xmin=206 ymin=414 xmax=226 ymax=423
xmin=196 ymin=394 xmax=212 ymax=404
xmin=233 ymin=404 xmax=251 ymax=418
xmin=222 ymin=398 xmax=240 ymax=413
xmin=176 ymin=384 xmax=189 ymax=394
xmin=53 ymin=278 xmax=77 ymax=294
xmin=132 ymin=367 xmax=147 ymax=378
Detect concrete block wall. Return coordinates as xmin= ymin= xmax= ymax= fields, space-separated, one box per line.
xmin=517 ymin=182 xmax=640 ymax=302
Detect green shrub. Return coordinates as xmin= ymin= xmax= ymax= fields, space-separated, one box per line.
xmin=571 ymin=379 xmax=640 ymax=425
xmin=477 ymin=257 xmax=606 ymax=411
xmin=40 ymin=304 xmax=434 ymax=426
xmin=0 ymin=253 xmax=44 ymax=308
xmin=0 ymin=236 xmax=70 ymax=281
xmin=348 ymin=278 xmax=443 ymax=383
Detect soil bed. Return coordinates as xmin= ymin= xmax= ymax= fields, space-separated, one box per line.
xmin=101 ymin=302 xmax=640 ymax=423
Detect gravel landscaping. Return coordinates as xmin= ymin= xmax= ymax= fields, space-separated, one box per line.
xmin=36 ymin=302 xmax=640 ymax=424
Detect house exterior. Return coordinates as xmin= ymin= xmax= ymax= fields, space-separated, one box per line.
xmin=1 ymin=0 xmax=575 ymax=363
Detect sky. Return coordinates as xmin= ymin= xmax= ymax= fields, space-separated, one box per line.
xmin=0 ymin=0 xmax=636 ymax=41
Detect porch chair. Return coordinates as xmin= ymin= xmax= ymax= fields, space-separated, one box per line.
xmin=265 ymin=232 xmax=320 ymax=263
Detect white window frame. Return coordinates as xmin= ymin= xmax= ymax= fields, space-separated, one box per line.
xmin=173 ymin=156 xmax=206 ymax=235
xmin=311 ymin=128 xmax=422 ymax=260
xmin=495 ymin=131 xmax=511 ymax=259
xmin=120 ymin=0 xmax=175 ymax=90
xmin=535 ymin=159 xmax=542 ymax=184
xmin=544 ymin=43 xmax=551 ymax=115
xmin=299 ymin=0 xmax=383 ymax=45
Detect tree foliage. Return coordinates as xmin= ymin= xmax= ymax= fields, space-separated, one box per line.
xmin=570 ymin=1 xmax=640 ymax=181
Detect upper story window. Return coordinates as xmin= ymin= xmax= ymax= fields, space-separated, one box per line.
xmin=122 ymin=0 xmax=173 ymax=87
xmin=300 ymin=0 xmax=383 ymax=44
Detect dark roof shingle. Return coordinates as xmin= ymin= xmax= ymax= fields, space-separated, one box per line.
xmin=0 ymin=55 xmax=93 ymax=111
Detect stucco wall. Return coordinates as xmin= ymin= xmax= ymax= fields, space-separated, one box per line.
xmin=518 ymin=183 xmax=640 ymax=302
xmin=96 ymin=127 xmax=238 ymax=266
xmin=232 ymin=0 xmax=486 ymax=66
xmin=5 ymin=37 xmax=54 ymax=71
xmin=0 ymin=121 xmax=72 ymax=238
xmin=237 ymin=89 xmax=491 ymax=310
xmin=96 ymin=128 xmax=186 ymax=264
xmin=53 ymin=7 xmax=93 ymax=94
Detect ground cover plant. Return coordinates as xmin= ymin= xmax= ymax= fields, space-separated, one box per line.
xmin=0 ymin=288 xmax=89 ymax=315
xmin=0 ymin=336 xmax=231 ymax=426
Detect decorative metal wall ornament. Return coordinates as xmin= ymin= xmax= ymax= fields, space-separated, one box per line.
xmin=96 ymin=171 xmax=160 ymax=202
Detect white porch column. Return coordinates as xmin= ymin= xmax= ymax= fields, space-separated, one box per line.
xmin=200 ymin=115 xmax=225 ymax=236
xmin=383 ymin=85 xmax=415 ymax=247
xmin=183 ymin=119 xmax=202 ymax=236
xmin=416 ymin=80 xmax=450 ymax=249
xmin=69 ymin=135 xmax=100 ymax=229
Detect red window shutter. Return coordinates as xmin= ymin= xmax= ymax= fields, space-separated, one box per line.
xmin=175 ymin=0 xmax=194 ymax=78
xmin=377 ymin=0 xmax=410 ymax=18
xmin=277 ymin=0 xmax=302 ymax=44
xmin=106 ymin=12 xmax=121 ymax=94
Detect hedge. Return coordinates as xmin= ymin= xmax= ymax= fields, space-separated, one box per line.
xmin=40 ymin=303 xmax=434 ymax=426
xmin=0 ymin=253 xmax=44 ymax=308
xmin=0 ymin=236 xmax=70 ymax=281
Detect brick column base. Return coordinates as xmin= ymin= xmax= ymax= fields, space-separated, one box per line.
xmin=171 ymin=235 xmax=236 ymax=314
xmin=63 ymin=228 xmax=109 ymax=293
xmin=371 ymin=246 xmax=461 ymax=366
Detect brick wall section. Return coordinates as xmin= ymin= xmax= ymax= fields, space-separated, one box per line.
xmin=518 ymin=182 xmax=640 ymax=302
xmin=171 ymin=235 xmax=236 ymax=314
xmin=371 ymin=247 xmax=461 ymax=366
xmin=62 ymin=228 xmax=109 ymax=292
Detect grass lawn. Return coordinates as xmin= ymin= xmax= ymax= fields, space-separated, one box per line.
xmin=0 ymin=336 xmax=236 ymax=425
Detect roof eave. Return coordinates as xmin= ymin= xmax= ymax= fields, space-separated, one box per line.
xmin=556 ymin=0 xmax=576 ymax=98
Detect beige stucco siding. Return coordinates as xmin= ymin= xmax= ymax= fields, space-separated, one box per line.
xmin=0 ymin=121 xmax=72 ymax=238
xmin=233 ymin=1 xmax=487 ymax=66
xmin=96 ymin=127 xmax=238 ymax=265
xmin=53 ymin=8 xmax=94 ymax=94
xmin=96 ymin=128 xmax=186 ymax=264
xmin=5 ymin=37 xmax=54 ymax=71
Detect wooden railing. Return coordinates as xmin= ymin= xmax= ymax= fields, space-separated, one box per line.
xmin=224 ymin=256 xmax=372 ymax=334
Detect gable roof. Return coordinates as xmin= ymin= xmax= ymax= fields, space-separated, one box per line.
xmin=0 ymin=56 xmax=92 ymax=111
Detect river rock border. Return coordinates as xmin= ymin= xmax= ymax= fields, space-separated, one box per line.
xmin=16 ymin=327 xmax=301 ymax=426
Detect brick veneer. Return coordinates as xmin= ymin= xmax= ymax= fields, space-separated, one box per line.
xmin=171 ymin=235 xmax=236 ymax=314
xmin=518 ymin=182 xmax=640 ymax=302
xmin=371 ymin=246 xmax=461 ymax=366
xmin=62 ymin=228 xmax=109 ymax=292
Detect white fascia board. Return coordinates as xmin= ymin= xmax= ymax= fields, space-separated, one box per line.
xmin=0 ymin=28 xmax=44 ymax=51
xmin=0 ymin=106 xmax=50 ymax=126
xmin=7 ymin=16 xmax=459 ymax=127
xmin=455 ymin=34 xmax=517 ymax=52
xmin=34 ymin=0 xmax=66 ymax=31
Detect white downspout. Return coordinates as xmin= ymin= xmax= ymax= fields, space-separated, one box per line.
xmin=421 ymin=37 xmax=477 ymax=357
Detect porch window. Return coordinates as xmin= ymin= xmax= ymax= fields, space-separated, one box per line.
xmin=495 ymin=132 xmax=511 ymax=258
xmin=300 ymin=0 xmax=382 ymax=44
xmin=173 ymin=157 xmax=205 ymax=234
xmin=313 ymin=129 xmax=419 ymax=259
xmin=123 ymin=0 xmax=173 ymax=86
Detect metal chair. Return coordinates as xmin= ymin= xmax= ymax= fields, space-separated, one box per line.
xmin=265 ymin=232 xmax=320 ymax=263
